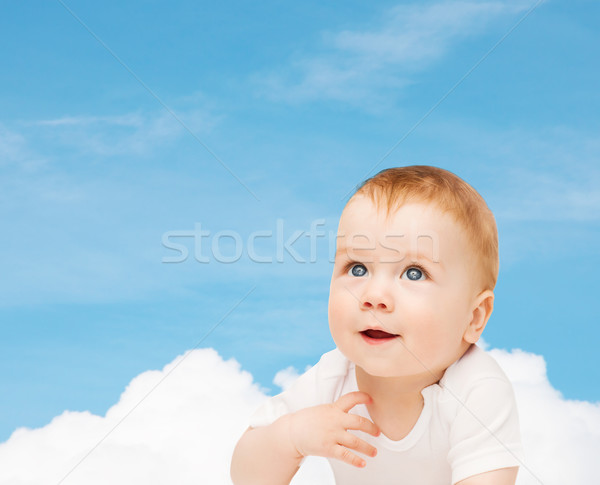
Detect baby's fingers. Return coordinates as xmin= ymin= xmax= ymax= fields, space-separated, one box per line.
xmin=332 ymin=443 xmax=369 ymax=469
xmin=343 ymin=413 xmax=380 ymax=437
xmin=338 ymin=431 xmax=378 ymax=461
xmin=335 ymin=391 xmax=372 ymax=413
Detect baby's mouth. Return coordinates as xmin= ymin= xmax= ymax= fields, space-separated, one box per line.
xmin=360 ymin=329 xmax=399 ymax=340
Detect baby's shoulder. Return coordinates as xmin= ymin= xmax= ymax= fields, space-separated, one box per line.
xmin=312 ymin=348 xmax=353 ymax=383
xmin=439 ymin=344 xmax=511 ymax=395
xmin=317 ymin=347 xmax=349 ymax=369
xmin=285 ymin=348 xmax=352 ymax=403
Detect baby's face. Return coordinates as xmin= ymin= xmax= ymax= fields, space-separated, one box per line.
xmin=328 ymin=196 xmax=482 ymax=381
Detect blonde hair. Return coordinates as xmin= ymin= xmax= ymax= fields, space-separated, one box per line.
xmin=353 ymin=165 xmax=499 ymax=292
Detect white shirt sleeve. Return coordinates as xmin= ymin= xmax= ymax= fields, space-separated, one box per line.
xmin=249 ymin=349 xmax=350 ymax=429
xmin=447 ymin=375 xmax=524 ymax=484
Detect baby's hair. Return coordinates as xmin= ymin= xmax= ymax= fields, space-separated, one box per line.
xmin=353 ymin=165 xmax=499 ymax=292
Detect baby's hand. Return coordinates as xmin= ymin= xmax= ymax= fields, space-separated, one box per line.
xmin=288 ymin=391 xmax=380 ymax=468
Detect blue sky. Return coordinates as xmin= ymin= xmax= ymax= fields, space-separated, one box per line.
xmin=1 ymin=0 xmax=599 ymax=442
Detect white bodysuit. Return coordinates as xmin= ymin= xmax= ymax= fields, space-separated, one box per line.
xmin=249 ymin=344 xmax=523 ymax=484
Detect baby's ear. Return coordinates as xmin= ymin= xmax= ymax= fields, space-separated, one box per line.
xmin=463 ymin=290 xmax=494 ymax=344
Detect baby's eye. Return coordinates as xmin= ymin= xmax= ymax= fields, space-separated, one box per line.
xmin=402 ymin=266 xmax=427 ymax=281
xmin=348 ymin=264 xmax=368 ymax=277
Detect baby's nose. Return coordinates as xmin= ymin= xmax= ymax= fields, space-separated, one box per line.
xmin=360 ymin=282 xmax=394 ymax=312
xmin=361 ymin=299 xmax=390 ymax=311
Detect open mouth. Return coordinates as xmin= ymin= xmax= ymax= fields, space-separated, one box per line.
xmin=360 ymin=329 xmax=399 ymax=342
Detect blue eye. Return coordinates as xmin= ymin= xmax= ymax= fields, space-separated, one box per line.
xmin=349 ymin=264 xmax=367 ymax=277
xmin=402 ymin=267 xmax=426 ymax=281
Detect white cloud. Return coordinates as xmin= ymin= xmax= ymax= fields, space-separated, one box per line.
xmin=1 ymin=345 xmax=598 ymax=484
xmin=490 ymin=347 xmax=600 ymax=485
xmin=256 ymin=1 xmax=530 ymax=106
xmin=273 ymin=366 xmax=302 ymax=391
xmin=0 ymin=349 xmax=266 ymax=485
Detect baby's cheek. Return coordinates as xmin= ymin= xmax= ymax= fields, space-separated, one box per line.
xmin=328 ymin=295 xmax=343 ymax=327
xmin=329 ymin=304 xmax=344 ymax=328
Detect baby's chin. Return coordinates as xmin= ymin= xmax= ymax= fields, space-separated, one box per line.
xmin=353 ymin=357 xmax=412 ymax=379
xmin=355 ymin=357 xmax=446 ymax=385
xmin=361 ymin=365 xmax=416 ymax=379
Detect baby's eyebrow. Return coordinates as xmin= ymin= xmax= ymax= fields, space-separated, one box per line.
xmin=333 ymin=246 xmax=349 ymax=259
xmin=334 ymin=246 xmax=441 ymax=266
xmin=403 ymin=251 xmax=441 ymax=267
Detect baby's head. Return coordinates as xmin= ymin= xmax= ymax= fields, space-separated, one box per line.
xmin=352 ymin=165 xmax=498 ymax=293
xmin=328 ymin=166 xmax=498 ymax=380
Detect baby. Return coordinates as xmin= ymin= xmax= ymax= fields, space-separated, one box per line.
xmin=231 ymin=166 xmax=523 ymax=485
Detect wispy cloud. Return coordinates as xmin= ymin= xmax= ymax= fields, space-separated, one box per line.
xmin=2 ymin=100 xmax=221 ymax=174
xmin=468 ymin=126 xmax=600 ymax=223
xmin=255 ymin=1 xmax=530 ymax=106
xmin=495 ymin=166 xmax=600 ymax=222
xmin=0 ymin=345 xmax=597 ymax=484
xmin=33 ymin=114 xmax=143 ymax=127
xmin=0 ymin=105 xmax=224 ymax=307
xmin=26 ymin=107 xmax=219 ymax=157
xmin=0 ymin=124 xmax=46 ymax=171
xmin=0 ymin=125 xmax=27 ymax=160
xmin=401 ymin=119 xmax=600 ymax=223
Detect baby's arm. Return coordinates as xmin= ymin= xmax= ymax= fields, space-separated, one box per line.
xmin=455 ymin=466 xmax=518 ymax=485
xmin=230 ymin=391 xmax=380 ymax=485
xmin=230 ymin=416 xmax=302 ymax=485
